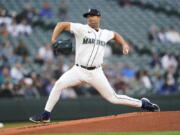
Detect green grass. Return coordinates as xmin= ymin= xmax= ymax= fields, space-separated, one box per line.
xmin=1 ymin=120 xmax=62 ymax=128
xmin=41 ymin=131 xmax=180 ymax=135
xmin=1 ymin=121 xmax=33 ymax=128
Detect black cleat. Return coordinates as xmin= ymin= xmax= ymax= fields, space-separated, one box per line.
xmin=141 ymin=98 xmax=160 ymax=112
xmin=29 ymin=114 xmax=50 ymax=123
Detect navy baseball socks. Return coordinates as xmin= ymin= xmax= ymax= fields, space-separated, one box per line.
xmin=29 ymin=110 xmax=51 ymax=123
xmin=141 ymin=98 xmax=160 ymax=112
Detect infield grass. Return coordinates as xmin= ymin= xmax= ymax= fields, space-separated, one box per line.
xmin=1 ymin=120 xmax=61 ymax=128
xmin=1 ymin=121 xmax=33 ymax=128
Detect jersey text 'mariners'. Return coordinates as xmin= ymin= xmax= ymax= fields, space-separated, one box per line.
xmin=83 ymin=37 xmax=106 ymax=46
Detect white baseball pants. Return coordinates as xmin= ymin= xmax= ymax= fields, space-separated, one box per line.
xmin=45 ymin=65 xmax=142 ymax=112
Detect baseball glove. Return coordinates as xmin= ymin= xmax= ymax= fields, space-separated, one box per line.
xmin=52 ymin=39 xmax=72 ymax=55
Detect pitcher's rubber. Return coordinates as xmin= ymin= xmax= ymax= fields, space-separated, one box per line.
xmin=1 ymin=111 xmax=180 ymax=135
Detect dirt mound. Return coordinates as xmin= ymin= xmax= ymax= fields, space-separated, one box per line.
xmin=1 ymin=111 xmax=180 ymax=135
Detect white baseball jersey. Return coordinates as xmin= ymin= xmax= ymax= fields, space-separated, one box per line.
xmin=70 ymin=23 xmax=114 ymax=67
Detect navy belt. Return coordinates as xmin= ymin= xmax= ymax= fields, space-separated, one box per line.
xmin=76 ymin=64 xmax=99 ymax=70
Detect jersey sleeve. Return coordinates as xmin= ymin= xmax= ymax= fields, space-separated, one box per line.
xmin=106 ymin=30 xmax=115 ymax=41
xmin=70 ymin=23 xmax=84 ymax=36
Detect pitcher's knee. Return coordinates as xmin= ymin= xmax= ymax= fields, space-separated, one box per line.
xmin=52 ymin=80 xmax=64 ymax=91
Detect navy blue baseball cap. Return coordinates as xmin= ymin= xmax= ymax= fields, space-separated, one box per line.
xmin=83 ymin=9 xmax=101 ymax=18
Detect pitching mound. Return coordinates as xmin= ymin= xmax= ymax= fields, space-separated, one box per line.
xmin=1 ymin=111 xmax=180 ymax=135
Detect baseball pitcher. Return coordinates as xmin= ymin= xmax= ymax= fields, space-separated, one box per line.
xmin=29 ymin=9 xmax=160 ymax=123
